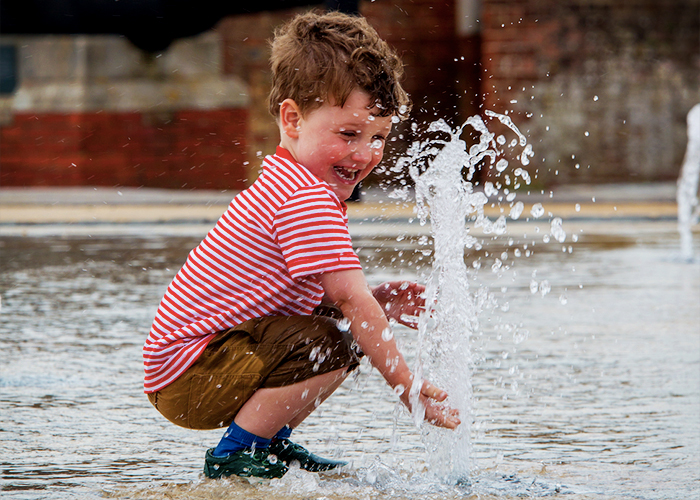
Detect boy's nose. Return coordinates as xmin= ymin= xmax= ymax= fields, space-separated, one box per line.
xmin=351 ymin=143 xmax=375 ymax=164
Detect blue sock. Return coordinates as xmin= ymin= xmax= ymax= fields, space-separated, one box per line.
xmin=213 ymin=421 xmax=271 ymax=457
xmin=273 ymin=425 xmax=293 ymax=441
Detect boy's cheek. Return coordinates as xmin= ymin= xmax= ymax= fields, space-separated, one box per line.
xmin=363 ymin=162 xmax=380 ymax=180
xmin=371 ymin=150 xmax=384 ymax=166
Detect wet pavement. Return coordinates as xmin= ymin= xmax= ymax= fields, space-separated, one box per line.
xmin=1 ymin=182 xmax=698 ymax=500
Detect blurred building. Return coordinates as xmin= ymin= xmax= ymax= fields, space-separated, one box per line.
xmin=480 ymin=0 xmax=700 ymax=186
xmin=0 ymin=0 xmax=698 ymax=189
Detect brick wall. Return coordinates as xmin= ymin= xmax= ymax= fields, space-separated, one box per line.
xmin=4 ymin=1 xmax=694 ymax=188
xmin=481 ymin=0 xmax=700 ymax=185
xmin=1 ymin=2 xmax=483 ymax=189
xmin=219 ymin=8 xmax=310 ymax=171
xmin=0 ymin=34 xmax=250 ymax=189
xmin=0 ymin=108 xmax=249 ymax=188
xmin=364 ymin=0 xmax=461 ymax=121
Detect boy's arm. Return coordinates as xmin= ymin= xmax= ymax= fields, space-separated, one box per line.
xmin=319 ymin=269 xmax=460 ymax=429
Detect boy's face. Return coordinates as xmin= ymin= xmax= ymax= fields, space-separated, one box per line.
xmin=280 ymin=89 xmax=393 ymax=201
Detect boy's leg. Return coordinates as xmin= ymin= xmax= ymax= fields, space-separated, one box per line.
xmin=212 ymin=364 xmax=351 ymax=474
xmin=209 ymin=367 xmax=350 ymax=476
xmin=234 ymin=366 xmax=349 ymax=438
xmin=149 ymin=313 xmax=360 ymax=478
xmin=206 ymin=314 xmax=359 ymax=476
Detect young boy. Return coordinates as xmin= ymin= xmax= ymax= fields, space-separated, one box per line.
xmin=143 ymin=11 xmax=460 ymax=480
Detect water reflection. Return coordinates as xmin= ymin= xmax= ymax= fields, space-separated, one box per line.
xmin=1 ymin=228 xmax=698 ymax=499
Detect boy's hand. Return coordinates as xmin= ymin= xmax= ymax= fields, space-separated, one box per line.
xmin=320 ymin=271 xmax=458 ymax=429
xmin=372 ymin=281 xmax=425 ymax=329
xmin=420 ymin=381 xmax=461 ymax=429
xmin=405 ymin=380 xmax=461 ymax=429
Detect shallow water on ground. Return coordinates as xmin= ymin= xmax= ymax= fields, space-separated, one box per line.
xmin=1 ymin=223 xmax=698 ymax=499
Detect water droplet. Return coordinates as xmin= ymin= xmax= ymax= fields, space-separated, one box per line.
xmin=484 ymin=181 xmax=499 ymax=197
xmin=309 ymin=346 xmax=320 ymax=361
xmin=550 ymin=217 xmax=566 ymax=243
xmin=510 ymin=201 xmax=524 ymax=220
xmin=381 ymin=327 xmax=393 ymax=341
xmin=530 ymin=203 xmax=545 ymax=218
xmin=513 ymin=329 xmax=529 ymax=344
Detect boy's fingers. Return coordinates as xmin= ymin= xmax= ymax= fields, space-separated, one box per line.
xmin=421 ymin=381 xmax=448 ymax=402
xmin=424 ymin=402 xmax=461 ymax=429
xmin=397 ymin=313 xmax=421 ymax=329
xmin=432 ymin=416 xmax=460 ymax=429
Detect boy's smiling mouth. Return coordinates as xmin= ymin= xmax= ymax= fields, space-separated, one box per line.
xmin=333 ymin=165 xmax=360 ymax=182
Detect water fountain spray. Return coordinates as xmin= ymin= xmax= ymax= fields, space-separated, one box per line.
xmin=402 ymin=111 xmax=533 ymax=483
xmin=677 ymin=104 xmax=700 ymax=262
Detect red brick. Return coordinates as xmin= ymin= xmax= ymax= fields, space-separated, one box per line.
xmin=1 ymin=108 xmax=249 ymax=188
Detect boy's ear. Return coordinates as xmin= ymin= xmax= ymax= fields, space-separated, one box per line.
xmin=279 ymin=99 xmax=303 ymax=139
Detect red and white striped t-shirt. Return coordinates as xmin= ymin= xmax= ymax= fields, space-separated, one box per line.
xmin=143 ymin=147 xmax=362 ymax=393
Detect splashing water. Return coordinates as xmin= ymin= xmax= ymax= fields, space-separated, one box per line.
xmin=401 ymin=111 xmax=533 ymax=483
xmin=677 ymin=103 xmax=700 ymax=262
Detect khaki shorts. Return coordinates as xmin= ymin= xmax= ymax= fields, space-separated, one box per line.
xmin=147 ymin=309 xmax=361 ymax=430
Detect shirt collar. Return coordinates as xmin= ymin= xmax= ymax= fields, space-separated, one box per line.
xmin=272 ymin=146 xmax=348 ymax=211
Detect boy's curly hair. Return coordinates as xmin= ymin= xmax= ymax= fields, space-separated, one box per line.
xmin=268 ymin=11 xmax=411 ymax=120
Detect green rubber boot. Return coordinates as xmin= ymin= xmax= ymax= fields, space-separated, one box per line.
xmin=203 ymin=447 xmax=288 ymax=479
xmin=268 ymin=439 xmax=347 ymax=472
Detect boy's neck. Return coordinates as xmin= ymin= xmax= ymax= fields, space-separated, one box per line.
xmin=274 ymin=146 xmax=297 ymax=164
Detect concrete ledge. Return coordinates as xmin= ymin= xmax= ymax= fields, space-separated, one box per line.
xmin=0 ymin=184 xmax=682 ymax=226
xmin=12 ymin=77 xmax=249 ymax=114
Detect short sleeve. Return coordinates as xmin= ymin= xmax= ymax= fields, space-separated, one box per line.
xmin=273 ymin=185 xmax=362 ymax=279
